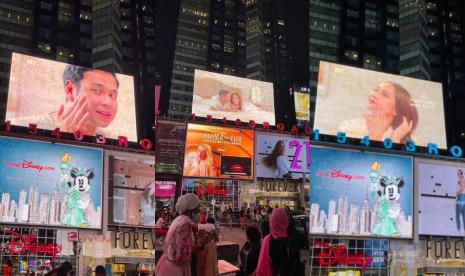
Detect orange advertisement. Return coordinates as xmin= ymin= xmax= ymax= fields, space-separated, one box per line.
xmin=183 ymin=124 xmax=254 ymax=180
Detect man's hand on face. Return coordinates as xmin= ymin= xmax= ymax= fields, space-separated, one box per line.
xmin=56 ymin=96 xmax=91 ymax=133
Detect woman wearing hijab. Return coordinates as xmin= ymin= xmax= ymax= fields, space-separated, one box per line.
xmin=255 ymin=208 xmax=303 ymax=276
xmin=155 ymin=193 xmax=206 ymax=276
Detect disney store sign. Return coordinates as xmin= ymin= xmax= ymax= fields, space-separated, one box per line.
xmin=4 ymin=230 xmax=62 ymax=261
xmin=313 ymin=241 xmax=373 ymax=272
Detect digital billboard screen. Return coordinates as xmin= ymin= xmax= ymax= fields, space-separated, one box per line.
xmin=183 ymin=124 xmax=254 ymax=180
xmin=293 ymin=89 xmax=310 ymax=128
xmin=0 ymin=136 xmax=103 ymax=229
xmin=255 ymin=133 xmax=309 ymax=180
xmin=314 ymin=61 xmax=447 ymax=148
xmin=6 ymin=53 xmax=137 ymax=141
xmin=417 ymin=159 xmax=465 ymax=236
xmin=108 ymin=152 xmax=155 ymax=227
xmin=309 ymin=146 xmax=413 ymax=238
xmin=155 ymin=120 xmax=186 ymax=174
xmin=192 ymin=69 xmax=275 ymax=125
xmin=155 ymin=181 xmax=176 ymax=198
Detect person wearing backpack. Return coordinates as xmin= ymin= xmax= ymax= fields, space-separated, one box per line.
xmin=255 ymin=208 xmax=304 ymax=276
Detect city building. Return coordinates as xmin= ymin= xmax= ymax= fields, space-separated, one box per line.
xmin=399 ymin=0 xmax=465 ymax=146
xmin=245 ymin=0 xmax=295 ymax=125
xmin=158 ymin=0 xmax=308 ymax=127
xmin=309 ymin=0 xmax=400 ymax=124
xmin=0 ymin=0 xmax=154 ymax=139
xmin=310 ymin=0 xmax=465 ymax=147
xmin=165 ymin=0 xmax=247 ymax=118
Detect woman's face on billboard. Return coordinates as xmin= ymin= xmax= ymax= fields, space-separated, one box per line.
xmin=367 ymin=82 xmax=396 ymax=117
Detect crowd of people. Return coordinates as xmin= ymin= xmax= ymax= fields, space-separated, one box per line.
xmin=155 ymin=193 xmax=305 ymax=276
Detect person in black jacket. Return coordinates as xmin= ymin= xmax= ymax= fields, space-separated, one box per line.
xmin=237 ymin=226 xmax=261 ymax=276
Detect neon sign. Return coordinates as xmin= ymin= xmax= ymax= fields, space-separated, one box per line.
xmin=313 ymin=241 xmax=373 ymax=272
xmin=4 ymin=230 xmax=62 ymax=261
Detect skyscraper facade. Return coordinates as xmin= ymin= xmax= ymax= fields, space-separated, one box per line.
xmin=245 ymin=0 xmax=294 ymax=124
xmin=167 ymin=0 xmax=247 ymax=118
xmin=399 ymin=0 xmax=465 ymax=146
xmin=309 ymin=0 xmax=400 ymax=124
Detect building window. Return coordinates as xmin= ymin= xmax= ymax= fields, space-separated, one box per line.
xmin=344 ymin=50 xmax=359 ymax=61
xmin=37 ymin=42 xmax=51 ymax=53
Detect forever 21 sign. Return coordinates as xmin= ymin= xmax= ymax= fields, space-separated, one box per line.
xmin=112 ymin=231 xmax=155 ymax=250
xmin=426 ymin=239 xmax=465 ymax=259
xmin=258 ymin=179 xmax=298 ymax=193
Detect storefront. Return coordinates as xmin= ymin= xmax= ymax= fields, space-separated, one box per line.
xmin=389 ymin=239 xmax=465 ymax=276
xmin=78 ymin=150 xmax=156 ymax=275
xmin=309 ymin=237 xmax=390 ymax=275
xmin=81 ymin=230 xmax=155 ymax=275
xmin=181 ymin=178 xmax=244 ymax=214
xmin=245 ymin=179 xmax=305 ymax=210
xmin=0 ymin=226 xmax=78 ymax=275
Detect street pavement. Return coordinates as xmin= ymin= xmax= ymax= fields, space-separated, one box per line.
xmin=218 ymin=226 xmax=310 ymax=275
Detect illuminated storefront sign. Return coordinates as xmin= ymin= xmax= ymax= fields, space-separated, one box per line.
xmin=313 ymin=241 xmax=373 ymax=272
xmin=4 ymin=230 xmax=62 ymax=261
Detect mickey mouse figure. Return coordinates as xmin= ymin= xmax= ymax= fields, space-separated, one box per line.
xmin=371 ymin=175 xmax=404 ymax=237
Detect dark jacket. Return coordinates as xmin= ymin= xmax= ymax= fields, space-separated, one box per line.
xmin=237 ymin=241 xmax=261 ymax=276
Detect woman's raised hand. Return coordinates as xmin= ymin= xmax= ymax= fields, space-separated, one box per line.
xmin=364 ymin=106 xmax=391 ymax=140
xmin=391 ymin=116 xmax=413 ymax=143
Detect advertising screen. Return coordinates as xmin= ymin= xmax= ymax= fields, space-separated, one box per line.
xmin=293 ymin=89 xmax=310 ymax=128
xmin=309 ymin=146 xmax=413 ymax=238
xmin=255 ymin=133 xmax=310 ymax=179
xmin=192 ymin=69 xmax=275 ymax=125
xmin=0 ymin=136 xmax=103 ymax=229
xmin=108 ymin=152 xmax=155 ymax=227
xmin=6 ymin=53 xmax=137 ymax=141
xmin=155 ymin=181 xmax=176 ymax=198
xmin=155 ymin=120 xmax=187 ymax=174
xmin=183 ymin=124 xmax=254 ymax=180
xmin=417 ymin=159 xmax=465 ymax=236
xmin=314 ymin=61 xmax=447 ymax=148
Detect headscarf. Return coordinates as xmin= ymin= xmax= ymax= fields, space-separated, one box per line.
xmin=269 ymin=208 xmax=288 ymax=238
xmin=256 ymin=208 xmax=290 ymax=276
xmin=175 ymin=193 xmax=200 ymax=214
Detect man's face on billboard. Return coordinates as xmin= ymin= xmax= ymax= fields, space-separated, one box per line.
xmin=73 ymin=70 xmax=118 ymax=128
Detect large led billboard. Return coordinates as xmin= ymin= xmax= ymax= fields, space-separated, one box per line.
xmin=155 ymin=120 xmax=186 ymax=174
xmin=309 ymin=146 xmax=413 ymax=238
xmin=192 ymin=69 xmax=275 ymax=125
xmin=0 ymin=136 xmax=103 ymax=229
xmin=255 ymin=133 xmax=310 ymax=179
xmin=183 ymin=124 xmax=254 ymax=180
xmin=293 ymin=87 xmax=310 ymax=128
xmin=314 ymin=61 xmax=447 ymax=148
xmin=107 ymin=151 xmax=155 ymax=227
xmin=6 ymin=53 xmax=137 ymax=141
xmin=417 ymin=159 xmax=465 ymax=236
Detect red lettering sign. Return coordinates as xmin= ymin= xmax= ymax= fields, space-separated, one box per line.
xmin=313 ymin=241 xmax=373 ymax=271
xmin=7 ymin=160 xmax=56 ymax=172
xmin=195 ymin=183 xmax=229 ymax=196
xmin=5 ymin=230 xmax=62 ymax=261
xmin=315 ymin=169 xmax=365 ymax=181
